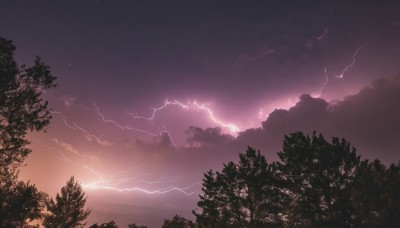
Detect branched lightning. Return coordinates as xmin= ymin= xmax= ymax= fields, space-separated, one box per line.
xmin=50 ymin=111 xmax=113 ymax=147
xmin=32 ymin=139 xmax=72 ymax=162
xmin=128 ymin=99 xmax=240 ymax=134
xmin=72 ymin=122 xmax=113 ymax=147
xmin=35 ymin=33 xmax=372 ymax=202
xmin=80 ymin=103 xmax=159 ymax=137
xmin=50 ymin=111 xmax=76 ymax=130
xmin=53 ymin=138 xmax=101 ymax=163
xmin=44 ymin=39 xmax=370 ymax=200
xmin=335 ymin=43 xmax=367 ymax=79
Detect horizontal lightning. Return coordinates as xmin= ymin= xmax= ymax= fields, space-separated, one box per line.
xmin=82 ymin=183 xmax=200 ymax=195
xmin=81 ymin=165 xmax=200 ymax=196
xmin=128 ymin=99 xmax=240 ymax=134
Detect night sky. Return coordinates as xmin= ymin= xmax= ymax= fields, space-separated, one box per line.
xmin=1 ymin=0 xmax=400 ymax=227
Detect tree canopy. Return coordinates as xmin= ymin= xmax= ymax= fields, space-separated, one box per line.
xmin=352 ymin=159 xmax=400 ymax=227
xmin=90 ymin=220 xmax=119 ymax=228
xmin=128 ymin=223 xmax=148 ymax=228
xmin=194 ymin=131 xmax=400 ymax=228
xmin=276 ymin=131 xmax=360 ymax=226
xmin=0 ymin=37 xmax=56 ymax=169
xmin=162 ymin=214 xmax=195 ymax=228
xmin=0 ymin=36 xmax=56 ymax=227
xmin=43 ymin=176 xmax=91 ymax=228
xmin=0 ymin=179 xmax=46 ymax=227
xmin=194 ymin=147 xmax=285 ymax=227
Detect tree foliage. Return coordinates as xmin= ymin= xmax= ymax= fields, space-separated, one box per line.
xmin=90 ymin=220 xmax=119 ymax=228
xmin=0 ymin=173 xmax=46 ymax=227
xmin=195 ymin=131 xmax=400 ymax=228
xmin=162 ymin=215 xmax=195 ymax=228
xmin=128 ymin=223 xmax=148 ymax=228
xmin=0 ymin=37 xmax=56 ymax=227
xmin=194 ymin=147 xmax=284 ymax=228
xmin=276 ymin=131 xmax=360 ymax=227
xmin=0 ymin=37 xmax=56 ymax=169
xmin=352 ymin=160 xmax=400 ymax=227
xmin=43 ymin=176 xmax=91 ymax=228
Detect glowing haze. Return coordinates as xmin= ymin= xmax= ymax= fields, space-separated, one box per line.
xmin=1 ymin=0 xmax=400 ymax=227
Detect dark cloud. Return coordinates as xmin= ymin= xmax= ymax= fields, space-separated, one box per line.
xmin=157 ymin=132 xmax=176 ymax=148
xmin=144 ymin=75 xmax=400 ymax=182
xmin=237 ymin=76 xmax=400 ymax=163
xmin=185 ymin=126 xmax=234 ymax=147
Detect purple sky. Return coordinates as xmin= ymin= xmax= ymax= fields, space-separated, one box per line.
xmin=1 ymin=0 xmax=400 ymax=227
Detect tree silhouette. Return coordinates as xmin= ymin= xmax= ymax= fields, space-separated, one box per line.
xmin=0 ymin=178 xmax=47 ymax=227
xmin=90 ymin=220 xmax=119 ymax=228
xmin=128 ymin=223 xmax=148 ymax=228
xmin=43 ymin=176 xmax=91 ymax=228
xmin=162 ymin=215 xmax=195 ymax=228
xmin=352 ymin=159 xmax=400 ymax=227
xmin=0 ymin=37 xmax=56 ymax=227
xmin=194 ymin=147 xmax=284 ymax=227
xmin=276 ymin=131 xmax=360 ymax=227
xmin=0 ymin=37 xmax=56 ymax=169
xmin=193 ymin=131 xmax=400 ymax=227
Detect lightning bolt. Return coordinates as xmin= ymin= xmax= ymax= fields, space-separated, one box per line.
xmin=335 ymin=43 xmax=367 ymax=79
xmin=72 ymin=122 xmax=113 ymax=147
xmin=81 ymin=165 xmax=200 ymax=196
xmin=127 ymin=99 xmax=240 ymax=134
xmin=82 ymin=183 xmax=200 ymax=195
xmin=53 ymin=138 xmax=101 ymax=164
xmin=80 ymin=103 xmax=159 ymax=137
xmin=32 ymin=139 xmax=72 ymax=162
xmin=159 ymin=126 xmax=177 ymax=148
xmin=50 ymin=111 xmax=76 ymax=130
xmin=50 ymin=111 xmax=113 ymax=147
xmin=315 ymin=67 xmax=329 ymax=98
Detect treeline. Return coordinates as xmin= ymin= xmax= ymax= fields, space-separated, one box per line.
xmin=1 ymin=37 xmax=400 ymax=227
xmin=193 ymin=132 xmax=400 ymax=227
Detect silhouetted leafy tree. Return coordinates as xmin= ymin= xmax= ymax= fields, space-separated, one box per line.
xmin=0 ymin=37 xmax=56 ymax=169
xmin=193 ymin=170 xmax=222 ymax=227
xmin=0 ymin=37 xmax=56 ymax=227
xmin=276 ymin=131 xmax=360 ymax=227
xmin=162 ymin=215 xmax=195 ymax=228
xmin=90 ymin=220 xmax=118 ymax=228
xmin=352 ymin=159 xmax=400 ymax=227
xmin=128 ymin=223 xmax=148 ymax=228
xmin=43 ymin=176 xmax=91 ymax=228
xmin=194 ymin=131 xmax=400 ymax=227
xmin=0 ymin=177 xmax=46 ymax=227
xmin=194 ymin=147 xmax=285 ymax=228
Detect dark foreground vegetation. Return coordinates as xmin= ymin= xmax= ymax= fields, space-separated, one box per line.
xmin=193 ymin=134 xmax=400 ymax=228
xmin=1 ymin=37 xmax=400 ymax=227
